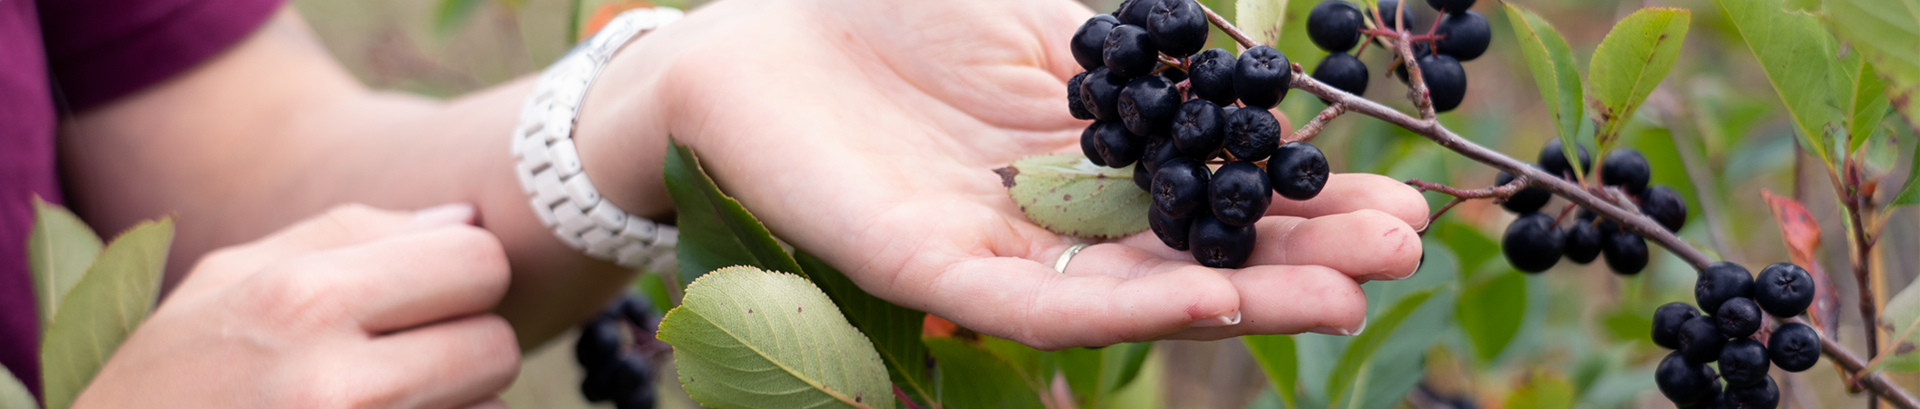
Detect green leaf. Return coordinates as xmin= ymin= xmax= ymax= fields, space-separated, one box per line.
xmin=1502 ymin=2 xmax=1588 ymax=159
xmin=979 ymin=337 xmax=1051 ymax=388
xmin=1324 ymin=287 xmax=1439 ymax=408
xmin=1455 ymin=271 xmax=1527 ymax=363
xmin=1243 ymin=335 xmax=1297 ymax=408
xmin=1236 ymin=0 xmax=1290 ymax=47
xmin=635 ymin=272 xmax=677 ymax=312
xmin=1894 ymin=135 xmax=1920 ymax=207
xmin=1875 ymin=277 xmax=1920 ymax=372
xmin=657 ymin=266 xmax=893 ymax=408
xmin=796 ymin=252 xmax=932 ymax=407
xmin=433 ymin=0 xmax=490 ymax=35
xmin=1430 ymin=222 xmax=1496 ymax=279
xmin=924 ymin=338 xmax=1047 ymax=409
xmin=28 ymin=197 xmax=104 ymax=334
xmin=1057 ymin=343 xmax=1154 ymax=408
xmin=1826 ymin=0 xmax=1920 ymax=127
xmin=0 ymin=364 xmax=36 ymax=409
xmin=41 ymin=218 xmax=173 ymax=409
xmin=998 ymin=154 xmax=1151 ymax=239
xmin=1587 ymin=8 xmax=1691 ymax=147
xmin=1714 ymin=0 xmax=1851 ymax=164
xmin=663 ymin=140 xmax=807 ymax=286
xmin=1843 ymin=59 xmax=1893 ymax=154
xmin=1505 ymin=374 xmax=1575 ymax=409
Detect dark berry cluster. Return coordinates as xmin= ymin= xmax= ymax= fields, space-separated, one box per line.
xmin=1070 ymin=0 xmax=1332 ymax=268
xmin=1651 ymin=262 xmax=1821 ymax=409
xmin=575 ymin=295 xmax=662 ymax=409
xmin=1499 ymin=142 xmax=1689 ymax=275
xmin=1305 ymin=0 xmax=1490 ymax=112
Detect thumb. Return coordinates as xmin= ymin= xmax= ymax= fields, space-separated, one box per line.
xmin=173 ymin=203 xmax=476 ymax=297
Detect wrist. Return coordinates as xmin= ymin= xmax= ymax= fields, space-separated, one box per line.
xmin=570 ymin=17 xmax=688 ymax=221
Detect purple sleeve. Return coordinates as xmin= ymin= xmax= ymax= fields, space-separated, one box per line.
xmin=39 ymin=0 xmax=287 ymax=112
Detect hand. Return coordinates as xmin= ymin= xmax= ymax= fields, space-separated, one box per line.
xmin=584 ymin=0 xmax=1428 ymax=350
xmin=75 ymin=204 xmax=518 ymax=409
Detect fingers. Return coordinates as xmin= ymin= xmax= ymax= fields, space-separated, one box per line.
xmin=1267 ymin=173 xmax=1429 ymax=229
xmin=1246 ymin=210 xmax=1423 ymax=281
xmin=273 ymin=225 xmax=511 ymax=334
xmin=178 ymin=203 xmax=476 ymax=297
xmin=1165 ymin=264 xmax=1369 ymax=340
xmin=919 ymin=252 xmax=1240 ymax=350
xmin=361 ymin=314 xmax=520 ymax=409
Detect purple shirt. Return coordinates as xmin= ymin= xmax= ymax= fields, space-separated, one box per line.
xmin=2 ymin=0 xmax=282 ymax=396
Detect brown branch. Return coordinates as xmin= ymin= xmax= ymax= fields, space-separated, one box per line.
xmin=1407 ymin=178 xmax=1528 ymax=199
xmin=1194 ymin=2 xmax=1256 ymax=50
xmin=1285 ymin=101 xmax=1347 ymax=143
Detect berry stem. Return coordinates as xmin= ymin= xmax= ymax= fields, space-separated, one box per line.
xmin=1285 ymin=101 xmax=1347 ymax=143
xmin=1419 ymin=197 xmax=1467 ymax=236
xmin=1405 ymin=178 xmax=1526 ymax=200
xmin=1194 ymin=2 xmax=1258 ymax=50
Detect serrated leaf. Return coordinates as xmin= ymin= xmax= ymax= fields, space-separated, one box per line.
xmin=1456 ymin=271 xmax=1526 ymax=363
xmin=1826 ymin=0 xmax=1920 ymax=127
xmin=1324 ymin=287 xmax=1441 ymax=408
xmin=1503 ymin=2 xmax=1588 ymax=158
xmin=925 ymin=338 xmax=1047 ymax=409
xmin=796 ymin=252 xmax=931 ymax=407
xmin=0 ymin=364 xmax=35 ymax=409
xmin=28 ymin=197 xmax=103 ymax=334
xmin=1505 ymin=374 xmax=1575 ymax=409
xmin=432 ymin=0 xmax=489 ymax=36
xmin=1057 ymin=342 xmax=1153 ymax=408
xmin=658 ymin=266 xmax=892 ymax=409
xmin=1875 ymin=278 xmax=1920 ymax=372
xmin=41 ymin=218 xmax=172 ymax=409
xmin=1714 ymin=0 xmax=1850 ymax=164
xmin=1243 ymin=335 xmax=1297 ymax=408
xmin=1588 ymin=8 xmax=1691 ymax=147
xmin=663 ymin=140 xmax=806 ymax=286
xmin=1236 ymin=0 xmax=1290 ymax=47
xmin=999 ymin=154 xmax=1150 ymax=238
xmin=1844 ymin=59 xmax=1893 ymax=154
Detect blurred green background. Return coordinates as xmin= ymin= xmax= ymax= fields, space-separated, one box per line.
xmin=285 ymin=0 xmax=1920 ymax=407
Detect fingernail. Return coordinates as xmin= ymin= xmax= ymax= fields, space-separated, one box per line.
xmin=413 ymin=203 xmax=475 ymax=226
xmin=1309 ymin=318 xmax=1366 ymax=336
xmin=1360 ymin=258 xmax=1424 ymax=281
xmin=1189 ymin=311 xmax=1241 ymax=328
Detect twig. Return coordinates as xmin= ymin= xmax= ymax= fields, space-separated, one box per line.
xmin=1285 ymin=102 xmax=1347 ymax=143
xmin=1665 ymin=96 xmax=1739 ymax=262
xmin=1194 ymin=2 xmax=1256 ymax=50
xmin=1420 ymin=197 xmax=1467 ymax=236
xmin=1407 ymin=178 xmax=1528 ymax=199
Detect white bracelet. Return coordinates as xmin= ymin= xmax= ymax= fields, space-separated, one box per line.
xmin=512 ymin=7 xmax=683 ymax=272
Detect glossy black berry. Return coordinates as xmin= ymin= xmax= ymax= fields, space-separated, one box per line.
xmin=1190 ymin=214 xmax=1257 ymax=268
xmin=1755 ymin=263 xmax=1815 ymax=318
xmin=1718 ymin=338 xmax=1770 ymax=386
xmin=1426 ymin=0 xmax=1476 ymax=13
xmin=1769 ymin=323 xmax=1821 ymax=372
xmin=1725 ymin=375 xmax=1777 ymax=409
xmin=1152 ymin=157 xmax=1211 ymax=218
xmin=1234 ymin=46 xmax=1293 ymax=109
xmin=1416 ymin=53 xmax=1468 ymax=112
xmin=1372 ymin=0 xmax=1418 ymax=30
xmin=1209 ymin=161 xmax=1272 ymax=227
xmin=1695 ymin=262 xmax=1755 ymax=315
xmin=1225 ymin=106 xmax=1282 ymax=161
xmin=1082 ymin=123 xmax=1108 ymax=166
xmin=1172 ymin=99 xmax=1227 ymax=160
xmin=1143 ymin=135 xmax=1182 ymax=173
xmin=1071 ymin=15 xmax=1122 ymax=71
xmin=1652 ymin=302 xmax=1702 ymax=350
xmin=1538 ymin=139 xmax=1592 ymax=179
xmin=1069 ymin=72 xmax=1094 ymax=120
xmin=1080 ymin=67 xmax=1128 ymax=122
xmin=582 ymin=353 xmax=649 ymax=403
xmin=1189 ymin=48 xmax=1239 ymax=106
xmin=1311 ymin=52 xmax=1370 ymax=104
xmin=1117 ymin=0 xmax=1156 ymax=26
xmin=1120 ymin=76 xmax=1181 ymax=135
xmin=1434 ymin=11 xmax=1491 ymax=61
xmin=1269 ymin=142 xmax=1331 ymax=200
xmin=1495 ymin=170 xmax=1551 ymax=213
xmin=1678 ymin=315 xmax=1727 ymax=363
xmin=1716 ymin=297 xmax=1763 ymax=339
xmin=1147 ymin=0 xmax=1208 ymax=57
xmin=1640 ymin=186 xmax=1688 ymax=232
xmin=1133 ymin=159 xmax=1152 ymax=190
xmin=1307 ymin=0 xmax=1366 ymax=52
xmin=1564 ymin=220 xmax=1602 ymax=264
xmin=1601 ymin=149 xmax=1651 ymax=193
xmin=1094 ymin=121 xmax=1146 ymax=167
xmin=1105 ymin=25 xmax=1159 ymax=78
xmin=575 ymin=317 xmax=623 ymax=367
xmin=1149 ymin=208 xmax=1193 ymax=251
xmin=1657 ymin=351 xmax=1720 ymax=407
xmin=1502 ymin=212 xmax=1564 ymax=273
xmin=1600 ymin=228 xmax=1648 ymax=275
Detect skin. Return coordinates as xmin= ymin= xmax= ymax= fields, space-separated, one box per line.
xmin=61 ymin=0 xmax=1425 ymax=405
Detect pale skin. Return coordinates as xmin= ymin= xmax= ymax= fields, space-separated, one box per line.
xmin=63 ymin=0 xmax=1425 ymax=406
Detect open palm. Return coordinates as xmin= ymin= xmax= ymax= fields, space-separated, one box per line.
xmin=623 ymin=0 xmax=1427 ymax=349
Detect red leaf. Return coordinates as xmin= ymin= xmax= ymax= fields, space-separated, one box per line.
xmin=1762 ymin=190 xmax=1842 ymax=335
